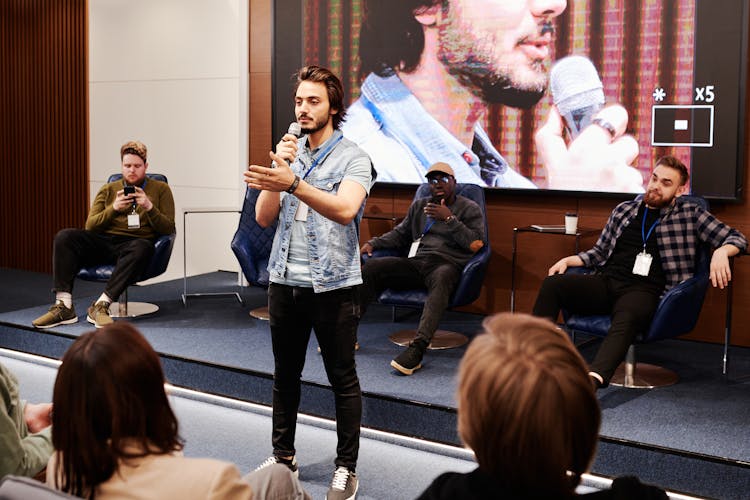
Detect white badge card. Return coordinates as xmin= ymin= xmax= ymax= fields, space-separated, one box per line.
xmin=127 ymin=213 xmax=141 ymax=229
xmin=408 ymin=238 xmax=421 ymax=258
xmin=295 ymin=202 xmax=309 ymax=221
xmin=632 ymin=251 xmax=653 ymax=276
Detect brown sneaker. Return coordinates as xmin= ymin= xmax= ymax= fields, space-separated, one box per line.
xmin=32 ymin=301 xmax=78 ymax=329
xmin=86 ymin=301 xmax=113 ymax=328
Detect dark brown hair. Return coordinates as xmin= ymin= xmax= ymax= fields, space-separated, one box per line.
xmin=294 ymin=65 xmax=347 ymax=130
xmin=52 ymin=323 xmax=182 ymax=498
xmin=457 ymin=313 xmax=600 ymax=498
xmin=655 ymin=155 xmax=689 ymax=186
xmin=359 ymin=0 xmax=441 ymax=76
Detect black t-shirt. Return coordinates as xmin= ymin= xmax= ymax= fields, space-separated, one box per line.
xmin=603 ymin=204 xmax=665 ymax=290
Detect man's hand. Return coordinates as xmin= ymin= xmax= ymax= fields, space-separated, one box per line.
xmin=536 ymin=104 xmax=644 ymax=193
xmin=360 ymin=242 xmax=374 ymax=256
xmin=424 ymin=199 xmax=452 ymax=221
xmin=24 ymin=402 xmax=52 ymax=433
xmin=548 ymin=255 xmax=584 ymax=275
xmin=244 ymin=152 xmax=297 ymax=192
xmin=113 ymin=187 xmax=153 ymax=212
xmin=275 ymin=133 xmax=299 ymax=165
xmin=709 ymin=246 xmax=735 ymax=289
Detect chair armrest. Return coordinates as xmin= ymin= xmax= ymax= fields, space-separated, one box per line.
xmin=141 ymin=233 xmax=176 ymax=280
xmin=361 ymin=247 xmax=406 ymax=263
xmin=449 ymin=244 xmax=491 ymax=307
xmin=646 ymin=273 xmax=710 ymax=341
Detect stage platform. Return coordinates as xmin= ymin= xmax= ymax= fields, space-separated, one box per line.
xmin=1 ymin=268 xmax=749 ymax=498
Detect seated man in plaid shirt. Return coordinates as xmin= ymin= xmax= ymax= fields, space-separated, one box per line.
xmin=532 ymin=155 xmax=747 ymax=389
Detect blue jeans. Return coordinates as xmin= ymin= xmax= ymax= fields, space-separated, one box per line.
xmin=268 ymin=283 xmax=362 ymax=470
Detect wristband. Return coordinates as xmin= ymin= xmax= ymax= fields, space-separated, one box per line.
xmin=286 ymin=175 xmax=301 ymax=194
xmin=592 ymin=117 xmax=617 ymax=139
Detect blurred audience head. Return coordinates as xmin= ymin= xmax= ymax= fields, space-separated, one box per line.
xmin=51 ymin=322 xmax=182 ymax=497
xmin=457 ymin=312 xmax=600 ymax=497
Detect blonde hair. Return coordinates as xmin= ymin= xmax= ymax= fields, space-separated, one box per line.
xmin=120 ymin=140 xmax=147 ymax=163
xmin=457 ymin=313 xmax=600 ymax=497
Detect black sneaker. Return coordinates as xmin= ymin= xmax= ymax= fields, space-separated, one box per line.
xmin=589 ymin=371 xmax=608 ymax=390
xmin=390 ymin=340 xmax=427 ymax=375
xmin=254 ymin=455 xmax=299 ymax=478
xmin=326 ymin=466 xmax=358 ymax=500
xmin=31 ymin=301 xmax=78 ymax=328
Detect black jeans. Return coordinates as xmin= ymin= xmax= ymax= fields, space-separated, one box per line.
xmin=268 ymin=283 xmax=362 ymax=470
xmin=53 ymin=228 xmax=154 ymax=301
xmin=359 ymin=255 xmax=461 ymax=344
xmin=532 ymin=273 xmax=661 ymax=382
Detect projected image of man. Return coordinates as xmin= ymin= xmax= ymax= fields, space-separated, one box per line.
xmin=344 ymin=0 xmax=643 ymax=192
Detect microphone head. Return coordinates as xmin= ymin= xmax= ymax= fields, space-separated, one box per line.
xmin=550 ymin=55 xmax=604 ymax=115
xmin=288 ymin=122 xmax=302 ymax=138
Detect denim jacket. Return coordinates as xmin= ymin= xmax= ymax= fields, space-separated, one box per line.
xmin=343 ymin=71 xmax=536 ymax=188
xmin=268 ymin=130 xmax=375 ymax=293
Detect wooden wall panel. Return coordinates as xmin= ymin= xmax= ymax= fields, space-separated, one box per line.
xmin=0 ymin=0 xmax=88 ymax=273
xmin=247 ymin=0 xmax=750 ymax=347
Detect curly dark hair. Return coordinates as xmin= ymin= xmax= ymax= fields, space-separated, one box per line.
xmin=359 ymin=0 xmax=442 ymax=77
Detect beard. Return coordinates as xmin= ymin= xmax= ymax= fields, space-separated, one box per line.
xmin=299 ymin=114 xmax=330 ymax=134
xmin=644 ymin=190 xmax=674 ymax=208
xmin=454 ymin=68 xmax=546 ymax=108
xmin=438 ymin=17 xmax=548 ymax=108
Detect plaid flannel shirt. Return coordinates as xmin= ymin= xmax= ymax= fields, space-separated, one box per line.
xmin=579 ymin=197 xmax=747 ymax=291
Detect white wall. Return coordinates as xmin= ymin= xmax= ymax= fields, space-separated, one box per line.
xmin=89 ymin=0 xmax=249 ymax=285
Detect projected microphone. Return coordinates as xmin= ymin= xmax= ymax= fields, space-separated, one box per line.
xmin=271 ymin=122 xmax=303 ymax=168
xmin=550 ymin=55 xmax=605 ymax=140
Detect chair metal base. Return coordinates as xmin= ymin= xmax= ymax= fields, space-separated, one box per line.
xmin=609 ymin=362 xmax=679 ymax=389
xmin=388 ymin=329 xmax=469 ymax=350
xmin=108 ymin=301 xmax=159 ymax=318
xmin=249 ymin=306 xmax=269 ymax=321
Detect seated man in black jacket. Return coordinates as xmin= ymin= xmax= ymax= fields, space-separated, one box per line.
xmin=359 ymin=162 xmax=484 ymax=375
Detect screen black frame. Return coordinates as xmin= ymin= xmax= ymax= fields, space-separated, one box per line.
xmin=272 ymin=0 xmax=748 ymax=202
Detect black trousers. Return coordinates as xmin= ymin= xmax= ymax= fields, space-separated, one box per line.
xmin=268 ymin=283 xmax=362 ymax=470
xmin=532 ymin=273 xmax=661 ymax=382
xmin=53 ymin=228 xmax=154 ymax=301
xmin=359 ymin=255 xmax=461 ymax=344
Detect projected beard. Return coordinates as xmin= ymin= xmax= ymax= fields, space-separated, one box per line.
xmin=437 ymin=12 xmax=548 ymax=108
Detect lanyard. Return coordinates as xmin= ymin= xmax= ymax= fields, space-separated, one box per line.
xmin=301 ymin=135 xmax=343 ymax=180
xmin=420 ymin=218 xmax=436 ymax=238
xmin=641 ymin=207 xmax=660 ymax=249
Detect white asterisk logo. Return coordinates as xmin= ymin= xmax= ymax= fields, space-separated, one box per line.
xmin=653 ymin=87 xmax=666 ymax=102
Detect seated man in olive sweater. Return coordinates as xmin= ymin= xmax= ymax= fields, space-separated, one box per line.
xmin=32 ymin=140 xmax=175 ymax=329
xmin=360 ymin=162 xmax=484 ymax=375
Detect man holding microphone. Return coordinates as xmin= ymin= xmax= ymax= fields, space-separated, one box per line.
xmin=245 ymin=65 xmax=375 ymax=500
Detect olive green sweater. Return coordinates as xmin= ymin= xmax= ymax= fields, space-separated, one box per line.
xmin=85 ymin=179 xmax=175 ymax=239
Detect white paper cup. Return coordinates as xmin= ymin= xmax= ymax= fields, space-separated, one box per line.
xmin=565 ymin=213 xmax=578 ymax=234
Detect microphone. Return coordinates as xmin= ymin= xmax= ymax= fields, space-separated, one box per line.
xmin=550 ymin=55 xmax=605 ymax=140
xmin=271 ymin=122 xmax=302 ymax=168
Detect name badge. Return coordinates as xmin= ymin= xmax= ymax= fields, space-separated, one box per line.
xmin=408 ymin=238 xmax=421 ymax=258
xmin=127 ymin=213 xmax=141 ymax=229
xmin=632 ymin=251 xmax=653 ymax=276
xmin=295 ymin=202 xmax=309 ymax=221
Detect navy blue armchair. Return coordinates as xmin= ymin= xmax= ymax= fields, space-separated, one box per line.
xmin=563 ymin=195 xmax=711 ymax=387
xmin=77 ymin=173 xmax=176 ymax=318
xmin=231 ymin=186 xmax=278 ymax=320
xmin=364 ymin=183 xmax=490 ymax=348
